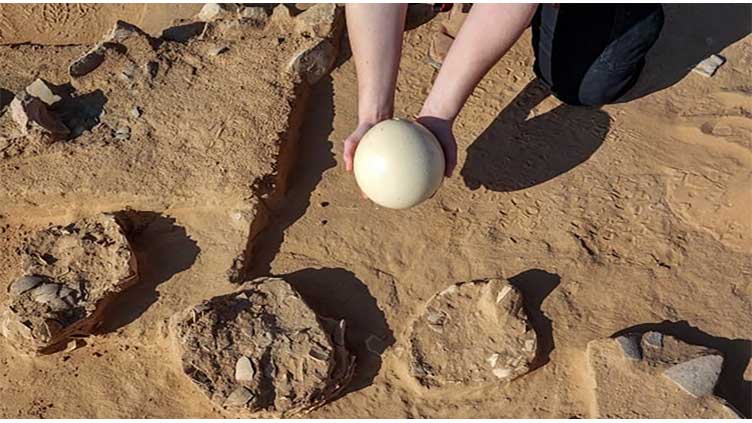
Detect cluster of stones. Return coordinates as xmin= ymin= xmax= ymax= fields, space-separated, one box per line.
xmin=587 ymin=331 xmax=742 ymax=418
xmin=409 ymin=278 xmax=538 ymax=389
xmin=169 ymin=277 xmax=355 ymax=417
xmin=1 ymin=214 xmax=138 ymax=354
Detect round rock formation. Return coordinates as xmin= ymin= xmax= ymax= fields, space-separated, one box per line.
xmin=170 ymin=277 xmax=355 ymax=417
xmin=409 ymin=278 xmax=537 ymax=389
xmin=1 ymin=214 xmax=138 ymax=354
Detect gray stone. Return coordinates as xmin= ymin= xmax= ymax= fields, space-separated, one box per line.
xmin=692 ymin=54 xmax=726 ymax=77
xmin=615 ymin=334 xmax=642 ymax=360
xmin=197 ymin=3 xmax=237 ymax=21
xmin=130 ymin=107 xmax=141 ymax=118
xmin=663 ymin=355 xmax=723 ymax=398
xmin=235 ymin=356 xmax=254 ymax=382
xmin=8 ymin=276 xmax=45 ymax=296
xmin=224 ymin=386 xmax=254 ymax=408
xmin=643 ymin=331 xmax=663 ymax=348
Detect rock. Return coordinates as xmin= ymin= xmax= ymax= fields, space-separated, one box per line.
xmin=130 ymin=106 xmax=141 ymax=119
xmin=0 ymin=214 xmax=138 ymax=355
xmin=207 ymin=44 xmax=230 ymax=57
xmin=224 ymin=386 xmax=254 ymax=408
xmin=270 ymin=4 xmax=292 ymax=25
xmin=69 ymin=21 xmax=155 ymax=78
xmin=197 ymin=3 xmax=238 ymax=21
xmin=663 ymin=355 xmax=723 ymax=397
xmin=615 ymin=334 xmax=642 ymax=360
xmin=238 ymin=6 xmax=268 ymax=25
xmin=294 ymin=4 xmax=343 ymax=39
xmin=8 ymin=275 xmax=45 ymax=296
xmin=25 ymin=79 xmax=62 ymax=106
xmin=586 ymin=331 xmax=738 ymax=418
xmin=287 ymin=39 xmax=338 ymax=85
xmin=10 ymin=92 xmax=70 ymax=139
xmin=235 ymin=356 xmax=255 ymax=382
xmin=170 ymin=277 xmax=355 ymax=417
xmin=408 ymin=278 xmax=537 ymax=390
xmin=692 ymin=54 xmax=726 ymax=77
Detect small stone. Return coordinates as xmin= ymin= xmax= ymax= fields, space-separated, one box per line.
xmin=223 ymin=386 xmax=254 ymax=408
xmin=693 ymin=54 xmax=726 ymax=77
xmin=486 ymin=353 xmax=499 ymax=367
xmin=207 ymin=45 xmax=230 ymax=57
xmin=30 ymin=283 xmax=60 ymax=301
xmin=197 ymin=3 xmax=237 ymax=21
xmin=615 ymin=334 xmax=642 ymax=360
xmin=294 ymin=4 xmax=342 ymax=38
xmin=643 ymin=331 xmax=663 ymax=348
xmin=25 ymin=79 xmax=62 ymax=106
xmin=8 ymin=275 xmax=45 ymax=296
xmin=238 ymin=6 xmax=268 ymax=24
xmin=235 ymin=356 xmax=255 ymax=382
xmin=287 ymin=39 xmax=338 ymax=85
xmin=69 ymin=46 xmax=106 ymax=78
xmin=663 ymin=355 xmax=723 ymax=398
xmin=492 ymin=367 xmax=512 ymax=379
xmin=130 ymin=107 xmax=141 ymax=118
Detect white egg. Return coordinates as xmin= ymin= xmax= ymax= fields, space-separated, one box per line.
xmin=353 ymin=119 xmax=445 ymax=209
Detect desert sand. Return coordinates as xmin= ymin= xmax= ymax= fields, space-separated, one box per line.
xmin=0 ymin=3 xmax=750 ymax=419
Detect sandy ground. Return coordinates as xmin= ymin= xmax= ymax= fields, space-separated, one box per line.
xmin=0 ymin=4 xmax=750 ymax=419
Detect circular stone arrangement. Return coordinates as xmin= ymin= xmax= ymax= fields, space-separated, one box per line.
xmin=1 ymin=214 xmax=138 ymax=354
xmin=409 ymin=278 xmax=537 ymax=389
xmin=170 ymin=277 xmax=355 ymax=417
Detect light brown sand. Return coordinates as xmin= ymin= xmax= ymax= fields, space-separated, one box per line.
xmin=0 ymin=4 xmax=749 ymax=419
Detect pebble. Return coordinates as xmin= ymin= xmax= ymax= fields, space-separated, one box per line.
xmin=207 ymin=45 xmax=230 ymax=57
xmin=235 ymin=356 xmax=255 ymax=382
xmin=130 ymin=107 xmax=141 ymax=119
xmin=663 ymin=355 xmax=723 ymax=397
xmin=492 ymin=367 xmax=512 ymax=379
xmin=693 ymin=54 xmax=726 ymax=77
xmin=238 ymin=6 xmax=268 ymax=24
xmin=223 ymin=386 xmax=254 ymax=408
xmin=115 ymin=127 xmax=131 ymax=140
xmin=615 ymin=334 xmax=642 ymax=360
xmin=294 ymin=3 xmax=341 ymax=38
xmin=25 ymin=79 xmax=62 ymax=106
xmin=8 ymin=275 xmax=45 ymax=296
xmin=643 ymin=331 xmax=663 ymax=348
xmin=31 ymin=283 xmax=60 ymax=300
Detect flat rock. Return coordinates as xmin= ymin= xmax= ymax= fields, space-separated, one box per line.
xmin=408 ymin=278 xmax=537 ymax=390
xmin=663 ymin=355 xmax=723 ymax=397
xmin=9 ymin=92 xmax=70 ymax=139
xmin=25 ymin=79 xmax=62 ymax=106
xmin=0 ymin=214 xmax=138 ymax=354
xmin=170 ymin=277 xmax=355 ymax=417
xmin=692 ymin=54 xmax=726 ymax=77
xmin=586 ymin=331 xmax=738 ymax=418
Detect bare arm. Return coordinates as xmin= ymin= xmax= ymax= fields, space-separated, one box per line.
xmin=343 ymin=4 xmax=408 ymax=172
xmin=419 ymin=4 xmax=538 ymax=175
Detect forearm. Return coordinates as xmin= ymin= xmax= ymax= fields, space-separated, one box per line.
xmin=421 ymin=4 xmax=538 ymax=120
xmin=345 ymin=3 xmax=408 ymax=123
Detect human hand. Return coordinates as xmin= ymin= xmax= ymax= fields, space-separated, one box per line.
xmin=343 ymin=119 xmax=384 ymax=172
xmin=416 ymin=115 xmax=457 ymax=177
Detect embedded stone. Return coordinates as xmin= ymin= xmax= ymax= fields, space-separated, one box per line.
xmin=663 ymin=355 xmax=723 ymax=398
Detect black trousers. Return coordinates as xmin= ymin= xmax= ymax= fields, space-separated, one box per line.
xmin=531 ymin=4 xmax=665 ymax=106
